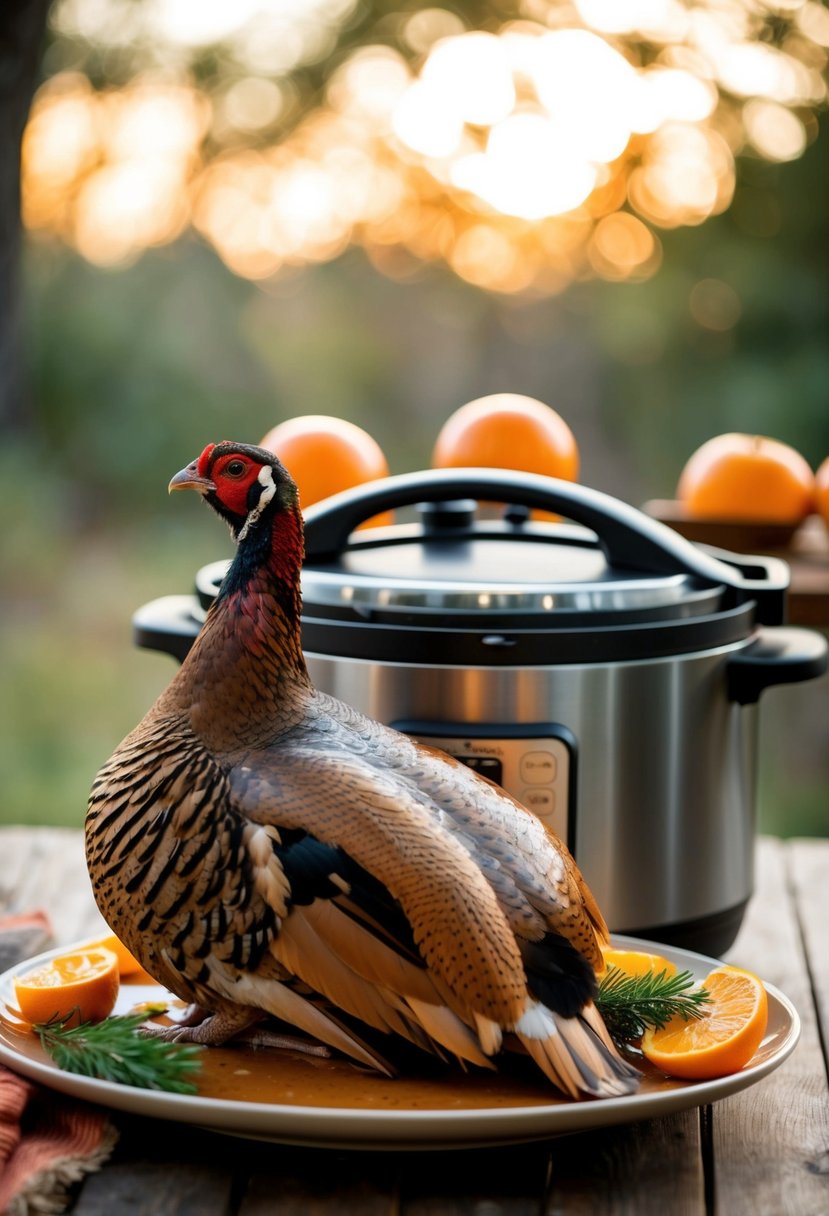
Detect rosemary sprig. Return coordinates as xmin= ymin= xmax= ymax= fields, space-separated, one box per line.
xmin=596 ymin=966 xmax=711 ymax=1047
xmin=36 ymin=1012 xmax=203 ymax=1094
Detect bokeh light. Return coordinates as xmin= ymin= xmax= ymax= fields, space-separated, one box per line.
xmin=21 ymin=0 xmax=829 ymax=293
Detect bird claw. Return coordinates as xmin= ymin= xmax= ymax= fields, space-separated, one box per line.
xmin=138 ymin=1011 xmax=333 ymax=1057
xmin=139 ymin=1006 xmax=262 ymax=1046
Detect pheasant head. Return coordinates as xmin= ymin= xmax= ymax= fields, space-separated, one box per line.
xmin=166 ymin=441 xmax=311 ymax=744
xmin=170 ymin=439 xmax=299 ymax=535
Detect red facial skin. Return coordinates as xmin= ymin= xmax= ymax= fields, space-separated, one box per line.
xmin=189 ymin=442 xmax=305 ymax=594
xmin=198 ymin=445 xmax=266 ymax=520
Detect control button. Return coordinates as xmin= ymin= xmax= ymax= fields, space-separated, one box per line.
xmin=521 ymin=788 xmax=556 ymax=816
xmin=457 ymin=755 xmax=503 ymax=786
xmin=520 ymin=751 xmax=557 ymax=784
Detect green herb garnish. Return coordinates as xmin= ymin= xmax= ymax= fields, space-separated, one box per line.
xmin=36 ymin=1012 xmax=203 ymax=1094
xmin=595 ymin=966 xmax=711 ymax=1046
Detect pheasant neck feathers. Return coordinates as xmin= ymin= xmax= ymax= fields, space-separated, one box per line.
xmin=165 ymin=497 xmax=312 ymax=746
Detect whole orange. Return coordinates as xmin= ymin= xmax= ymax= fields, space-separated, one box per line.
xmin=677 ymin=433 xmax=814 ymax=524
xmin=432 ymin=395 xmax=579 ymax=483
xmin=815 ymin=456 xmax=829 ymax=529
xmin=260 ymin=415 xmax=393 ymax=528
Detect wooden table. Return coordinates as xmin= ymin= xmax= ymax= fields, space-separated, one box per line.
xmin=1 ymin=828 xmax=827 ymax=1215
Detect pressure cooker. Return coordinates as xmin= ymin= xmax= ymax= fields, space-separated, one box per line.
xmin=134 ymin=469 xmax=828 ymax=957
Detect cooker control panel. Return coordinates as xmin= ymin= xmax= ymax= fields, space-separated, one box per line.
xmin=392 ymin=722 xmax=576 ymax=850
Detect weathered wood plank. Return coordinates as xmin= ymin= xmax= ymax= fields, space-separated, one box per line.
xmin=399 ymin=1144 xmax=550 ymax=1215
xmin=713 ymin=837 xmax=829 ymax=1215
xmin=69 ymin=1119 xmax=238 ymax=1216
xmin=238 ymin=1145 xmax=397 ymax=1215
xmin=0 ymin=826 xmax=104 ymax=943
xmin=787 ymin=837 xmax=829 ymax=1188
xmin=542 ymin=1112 xmax=704 ymax=1216
xmin=788 ymin=837 xmax=829 ymax=1057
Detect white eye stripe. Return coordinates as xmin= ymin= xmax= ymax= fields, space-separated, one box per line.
xmin=257 ymin=464 xmax=277 ymax=503
xmin=238 ymin=463 xmax=277 ymax=541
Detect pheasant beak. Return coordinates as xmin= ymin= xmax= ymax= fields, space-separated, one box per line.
xmin=168 ymin=460 xmax=216 ymax=496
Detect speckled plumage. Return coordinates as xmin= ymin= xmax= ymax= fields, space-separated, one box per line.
xmin=86 ymin=442 xmax=640 ymax=1098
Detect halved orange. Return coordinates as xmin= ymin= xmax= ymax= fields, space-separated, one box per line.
xmin=641 ymin=965 xmax=768 ymax=1080
xmin=599 ymin=946 xmax=677 ymax=978
xmin=12 ymin=947 xmax=120 ymax=1028
xmin=82 ymin=932 xmax=146 ymax=978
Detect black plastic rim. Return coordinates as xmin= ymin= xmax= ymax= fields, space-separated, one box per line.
xmin=300 ymin=602 xmax=756 ymax=666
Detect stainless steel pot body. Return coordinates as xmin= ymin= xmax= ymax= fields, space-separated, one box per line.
xmin=306 ymin=638 xmax=757 ymax=949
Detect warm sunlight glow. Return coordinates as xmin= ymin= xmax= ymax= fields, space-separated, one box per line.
xmin=23 ymin=0 xmax=829 ymax=294
xmin=588 ymin=212 xmax=662 ymax=280
xmin=392 ymin=82 xmax=465 ymax=159
xmin=531 ymin=30 xmax=638 ymax=164
xmin=422 ymin=33 xmax=516 ymax=127
xmin=743 ymin=98 xmax=808 ymax=160
xmin=23 ymin=74 xmax=208 ymax=266
xmin=452 ymin=115 xmax=598 ymax=220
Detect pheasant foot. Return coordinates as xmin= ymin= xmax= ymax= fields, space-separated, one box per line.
xmin=141 ymin=1004 xmax=263 ymax=1045
xmin=141 ymin=1007 xmax=333 ymax=1056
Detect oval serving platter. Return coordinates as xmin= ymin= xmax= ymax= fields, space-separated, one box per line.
xmin=0 ymin=936 xmax=799 ymax=1151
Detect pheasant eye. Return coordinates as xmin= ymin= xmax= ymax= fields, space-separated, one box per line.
xmin=224 ymin=459 xmax=247 ymax=478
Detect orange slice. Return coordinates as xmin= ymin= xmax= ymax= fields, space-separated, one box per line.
xmin=600 ymin=946 xmax=677 ymax=978
xmin=82 ymin=932 xmax=146 ymax=978
xmin=12 ymin=947 xmax=120 ymax=1028
xmin=641 ymin=965 xmax=768 ymax=1080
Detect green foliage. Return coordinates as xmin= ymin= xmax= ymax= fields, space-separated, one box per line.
xmin=596 ymin=967 xmax=710 ymax=1047
xmin=23 ymin=240 xmax=276 ymax=517
xmin=37 ymin=1012 xmax=203 ymax=1093
xmin=595 ymin=136 xmax=829 ymax=491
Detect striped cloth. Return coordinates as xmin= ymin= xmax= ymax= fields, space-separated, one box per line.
xmin=0 ymin=914 xmax=117 ymax=1215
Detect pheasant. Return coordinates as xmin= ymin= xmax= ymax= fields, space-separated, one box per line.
xmin=86 ymin=441 xmax=640 ymax=1100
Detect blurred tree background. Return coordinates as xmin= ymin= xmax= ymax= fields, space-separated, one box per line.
xmin=2 ymin=0 xmax=827 ymax=837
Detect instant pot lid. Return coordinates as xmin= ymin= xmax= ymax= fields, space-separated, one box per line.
xmin=299 ymin=525 xmax=723 ymax=618
xmin=194 ymin=517 xmax=725 ymax=625
xmin=182 ymin=469 xmax=793 ymax=667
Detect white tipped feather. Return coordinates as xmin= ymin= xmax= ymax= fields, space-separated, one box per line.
xmin=514 ymin=999 xmax=558 ymax=1039
xmin=514 ymin=999 xmax=641 ymax=1098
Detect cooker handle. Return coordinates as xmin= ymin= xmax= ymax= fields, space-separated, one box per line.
xmin=726 ymin=626 xmax=828 ymax=705
xmin=302 ymin=468 xmax=789 ymax=620
xmin=133 ymin=595 xmax=200 ymax=662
